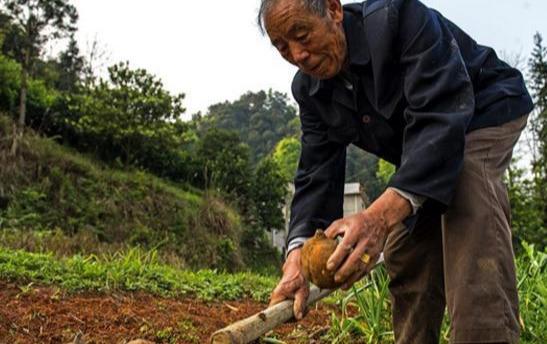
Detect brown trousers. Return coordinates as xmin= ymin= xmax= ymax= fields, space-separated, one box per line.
xmin=384 ymin=115 xmax=528 ymax=344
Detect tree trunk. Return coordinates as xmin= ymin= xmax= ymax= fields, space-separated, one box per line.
xmin=11 ymin=46 xmax=31 ymax=156
xmin=18 ymin=56 xmax=29 ymax=128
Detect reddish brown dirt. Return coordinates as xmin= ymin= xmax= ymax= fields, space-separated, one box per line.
xmin=0 ymin=281 xmax=337 ymax=344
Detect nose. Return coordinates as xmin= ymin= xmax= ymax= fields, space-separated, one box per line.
xmin=288 ymin=42 xmax=310 ymax=65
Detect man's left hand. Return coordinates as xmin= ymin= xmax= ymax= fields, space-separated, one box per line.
xmin=324 ymin=210 xmax=389 ymax=290
xmin=324 ymin=188 xmax=413 ymax=290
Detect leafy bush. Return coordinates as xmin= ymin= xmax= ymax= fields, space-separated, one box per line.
xmin=0 ymin=54 xmax=20 ymax=113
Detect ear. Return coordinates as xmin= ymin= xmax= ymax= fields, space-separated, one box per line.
xmin=326 ymin=0 xmax=343 ymax=24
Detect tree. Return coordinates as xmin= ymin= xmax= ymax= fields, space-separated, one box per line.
xmin=196 ymin=128 xmax=253 ymax=212
xmin=56 ymin=35 xmax=84 ymax=92
xmin=525 ymin=32 xmax=547 ymax=246
xmin=272 ymin=136 xmax=301 ymax=181
xmin=506 ymin=157 xmax=546 ymax=248
xmin=65 ymin=61 xmax=186 ymax=165
xmin=346 ymin=145 xmax=384 ymax=199
xmin=376 ymin=159 xmax=396 ymax=185
xmin=2 ymin=0 xmax=78 ymax=129
xmin=251 ymin=157 xmax=287 ymax=232
xmin=199 ymin=90 xmax=298 ymax=164
xmin=528 ymin=34 xmax=547 ymax=189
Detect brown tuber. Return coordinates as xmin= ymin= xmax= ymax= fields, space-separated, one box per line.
xmin=300 ymin=229 xmax=343 ymax=289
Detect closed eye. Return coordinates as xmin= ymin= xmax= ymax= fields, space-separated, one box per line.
xmin=295 ymin=32 xmax=310 ymax=43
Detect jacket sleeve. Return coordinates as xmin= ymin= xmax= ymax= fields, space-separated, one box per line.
xmin=286 ymin=79 xmax=346 ymax=247
xmin=387 ymin=0 xmax=475 ymax=210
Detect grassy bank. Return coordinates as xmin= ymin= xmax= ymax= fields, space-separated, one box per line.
xmin=0 ymin=115 xmax=281 ymax=272
xmin=0 ymin=246 xmax=277 ymax=302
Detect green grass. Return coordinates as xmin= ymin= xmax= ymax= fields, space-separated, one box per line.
xmin=324 ymin=243 xmax=547 ymax=343
xmin=0 ymin=246 xmax=277 ymax=302
xmin=0 ymin=242 xmax=544 ymax=342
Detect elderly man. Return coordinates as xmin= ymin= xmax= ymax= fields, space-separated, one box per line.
xmin=259 ymin=0 xmax=533 ymax=343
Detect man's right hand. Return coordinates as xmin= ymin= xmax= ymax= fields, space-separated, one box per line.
xmin=268 ymin=248 xmax=309 ymax=320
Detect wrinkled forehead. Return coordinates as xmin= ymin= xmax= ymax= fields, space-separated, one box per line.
xmin=264 ymin=0 xmax=318 ymax=36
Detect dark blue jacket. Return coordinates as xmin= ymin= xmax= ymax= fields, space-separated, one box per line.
xmin=287 ymin=0 xmax=533 ymax=245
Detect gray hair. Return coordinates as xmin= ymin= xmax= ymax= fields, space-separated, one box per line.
xmin=257 ymin=0 xmax=328 ymax=34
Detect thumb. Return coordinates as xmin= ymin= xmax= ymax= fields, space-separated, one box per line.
xmin=293 ymin=285 xmax=310 ymax=320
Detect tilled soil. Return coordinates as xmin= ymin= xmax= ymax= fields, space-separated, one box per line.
xmin=0 ymin=281 xmax=336 ymax=344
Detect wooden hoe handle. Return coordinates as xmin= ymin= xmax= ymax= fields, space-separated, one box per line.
xmin=210 ymin=285 xmax=332 ymax=344
xmin=210 ymin=254 xmax=385 ymax=344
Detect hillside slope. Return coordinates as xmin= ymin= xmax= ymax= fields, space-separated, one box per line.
xmin=0 ymin=115 xmax=276 ymax=271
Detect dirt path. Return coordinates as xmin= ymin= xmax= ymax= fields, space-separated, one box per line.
xmin=0 ymin=281 xmax=335 ymax=344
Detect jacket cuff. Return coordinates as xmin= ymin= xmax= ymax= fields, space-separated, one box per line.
xmin=388 ymin=187 xmax=426 ymax=215
xmin=285 ymin=236 xmax=310 ymax=259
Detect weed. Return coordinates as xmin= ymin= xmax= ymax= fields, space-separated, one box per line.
xmin=177 ymin=319 xmax=199 ymax=344
xmin=325 ymin=245 xmax=546 ymax=344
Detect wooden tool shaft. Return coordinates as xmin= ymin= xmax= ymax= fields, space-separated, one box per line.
xmin=210 ymin=254 xmax=385 ymax=344
xmin=210 ymin=286 xmax=332 ymax=344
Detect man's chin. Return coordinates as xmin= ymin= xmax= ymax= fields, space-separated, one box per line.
xmin=305 ymin=70 xmax=335 ymax=80
xmin=305 ymin=65 xmax=341 ymax=80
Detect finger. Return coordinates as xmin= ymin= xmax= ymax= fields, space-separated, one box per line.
xmin=340 ymin=263 xmax=367 ymax=291
xmin=293 ymin=284 xmax=310 ymax=320
xmin=269 ymin=289 xmax=287 ymax=307
xmin=324 ymin=220 xmax=346 ymax=239
xmin=334 ymin=238 xmax=368 ymax=282
xmin=326 ymin=228 xmax=358 ymax=271
xmin=269 ymin=273 xmax=305 ymax=307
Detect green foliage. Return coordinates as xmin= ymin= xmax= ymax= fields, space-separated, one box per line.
xmin=527 ymin=32 xmax=547 ymax=238
xmin=55 ymin=36 xmax=84 ymax=92
xmin=0 ymin=54 xmax=20 ymax=113
xmin=376 ymin=159 xmax=396 ymax=186
xmin=0 ymin=54 xmax=57 ymax=122
xmin=64 ymin=61 xmax=187 ymax=166
xmin=3 ymin=0 xmax=78 ymax=126
xmin=517 ymin=243 xmax=547 ymax=342
xmin=272 ymin=136 xmax=301 ymax=181
xmin=0 ymin=247 xmax=277 ymax=302
xmin=346 ymin=146 xmax=383 ymax=200
xmin=0 ymin=117 xmax=253 ymax=271
xmin=2 ymin=0 xmax=78 ymax=61
xmin=326 ymin=269 xmax=393 ymax=344
xmin=251 ymin=157 xmax=287 ymax=232
xmin=325 ymin=247 xmax=547 ymax=344
xmin=196 ymin=128 xmax=253 ymax=210
xmin=198 ymin=90 xmax=298 ymax=164
xmin=506 ymin=160 xmax=546 ymax=248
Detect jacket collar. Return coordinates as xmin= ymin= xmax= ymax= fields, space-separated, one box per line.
xmin=309 ymin=3 xmax=370 ymax=97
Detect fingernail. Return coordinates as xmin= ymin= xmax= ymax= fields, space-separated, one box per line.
xmin=327 ymin=261 xmax=334 ymax=270
xmin=334 ymin=274 xmax=341 ymax=282
xmin=297 ymin=312 xmax=303 ymax=320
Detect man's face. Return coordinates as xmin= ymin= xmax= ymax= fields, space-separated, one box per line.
xmin=265 ymin=0 xmax=347 ymax=80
